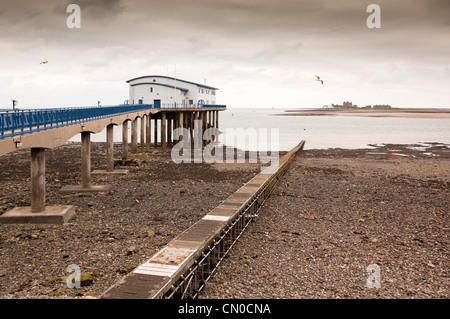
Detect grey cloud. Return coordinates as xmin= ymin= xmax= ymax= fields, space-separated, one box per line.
xmin=254 ymin=42 xmax=303 ymax=60
xmin=58 ymin=0 xmax=125 ymax=20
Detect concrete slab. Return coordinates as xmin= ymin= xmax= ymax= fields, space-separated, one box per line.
xmin=0 ymin=205 xmax=76 ymax=224
xmin=91 ymin=169 xmax=129 ymax=175
xmin=59 ymin=184 xmax=113 ymax=193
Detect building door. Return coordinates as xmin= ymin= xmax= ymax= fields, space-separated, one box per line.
xmin=153 ymin=99 xmax=161 ymax=108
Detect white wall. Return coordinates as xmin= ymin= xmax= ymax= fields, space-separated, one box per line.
xmin=128 ymin=76 xmax=217 ymax=106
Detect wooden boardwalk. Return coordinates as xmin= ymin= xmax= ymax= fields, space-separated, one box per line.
xmin=100 ymin=141 xmax=305 ymax=299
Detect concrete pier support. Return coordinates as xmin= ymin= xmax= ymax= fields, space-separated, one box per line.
xmin=190 ymin=112 xmax=194 ymax=149
xmin=202 ymin=111 xmax=207 ymax=147
xmin=167 ymin=118 xmax=172 ymax=147
xmin=146 ymin=113 xmax=151 ymax=150
xmin=60 ymin=132 xmax=112 ymax=193
xmin=154 ymin=118 xmax=158 ymax=147
xmin=122 ymin=120 xmax=129 ymax=160
xmin=106 ymin=124 xmax=115 ymax=172
xmin=215 ymin=111 xmax=219 ymax=128
xmin=140 ymin=116 xmax=145 ymax=152
xmin=131 ymin=118 xmax=138 ymax=153
xmin=178 ymin=112 xmax=184 ymax=142
xmin=30 ymin=148 xmax=46 ymax=212
xmin=161 ymin=112 xmax=166 ymax=149
xmin=0 ymin=147 xmax=76 ymax=224
xmin=81 ymin=132 xmax=92 ymax=188
xmin=212 ymin=111 xmax=216 ymax=141
xmin=92 ymin=124 xmax=129 ymax=176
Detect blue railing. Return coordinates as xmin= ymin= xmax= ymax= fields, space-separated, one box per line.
xmin=0 ymin=104 xmax=153 ymax=140
xmin=0 ymin=104 xmax=227 ymax=139
xmin=152 ymin=103 xmax=227 ymax=109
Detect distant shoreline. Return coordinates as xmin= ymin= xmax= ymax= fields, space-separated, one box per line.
xmin=276 ymin=108 xmax=450 ymax=119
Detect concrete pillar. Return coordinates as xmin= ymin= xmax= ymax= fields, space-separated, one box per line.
xmin=81 ymin=132 xmax=91 ymax=189
xmin=131 ymin=118 xmax=138 ymax=153
xmin=1 ymin=147 xmax=76 ymax=224
xmin=122 ymin=120 xmax=129 ymax=160
xmin=202 ymin=112 xmax=207 ymax=147
xmin=140 ymin=116 xmax=145 ymax=152
xmin=178 ymin=112 xmax=184 ymax=142
xmin=215 ymin=111 xmax=219 ymax=128
xmin=60 ymin=131 xmax=112 ymax=193
xmin=188 ymin=112 xmax=192 ymax=148
xmin=91 ymin=123 xmax=128 ymax=176
xmin=161 ymin=112 xmax=166 ymax=149
xmin=30 ymin=148 xmax=46 ymax=213
xmin=212 ymin=111 xmax=216 ymax=141
xmin=106 ymin=124 xmax=114 ymax=172
xmin=154 ymin=118 xmax=158 ymax=147
xmin=146 ymin=113 xmax=151 ymax=150
xmin=167 ymin=117 xmax=172 ymax=147
xmin=208 ymin=111 xmax=211 ymax=128
xmin=195 ymin=112 xmax=201 ymax=149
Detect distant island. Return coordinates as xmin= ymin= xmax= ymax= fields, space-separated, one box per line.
xmin=278 ymin=103 xmax=450 ymax=119
xmin=323 ymin=101 xmax=392 ymax=110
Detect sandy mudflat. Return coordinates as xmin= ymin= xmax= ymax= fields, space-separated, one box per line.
xmin=276 ymin=108 xmax=450 ymax=119
xmin=201 ymin=143 xmax=449 ymax=299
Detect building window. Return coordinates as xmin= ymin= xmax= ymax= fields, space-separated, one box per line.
xmin=150 ymin=87 xmax=153 ymax=93
xmin=189 ymin=100 xmax=193 ymax=105
xmin=138 ymin=99 xmax=143 ymax=104
xmin=153 ymin=79 xmax=156 ymax=82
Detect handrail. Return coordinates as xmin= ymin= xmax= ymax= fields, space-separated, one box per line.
xmin=0 ymin=104 xmax=153 ymax=139
xmin=0 ymin=104 xmax=227 ymax=140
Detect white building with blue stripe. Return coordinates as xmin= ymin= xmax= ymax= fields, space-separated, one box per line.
xmin=126 ymin=75 xmax=218 ymax=108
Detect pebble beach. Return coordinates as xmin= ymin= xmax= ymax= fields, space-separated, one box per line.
xmin=0 ymin=142 xmax=448 ymax=299
xmin=201 ymin=143 xmax=449 ymax=299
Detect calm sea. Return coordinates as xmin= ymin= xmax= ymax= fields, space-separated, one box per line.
xmin=72 ymin=108 xmax=450 ymax=151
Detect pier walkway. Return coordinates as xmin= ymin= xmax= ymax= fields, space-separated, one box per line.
xmin=0 ymin=104 xmax=225 ymax=224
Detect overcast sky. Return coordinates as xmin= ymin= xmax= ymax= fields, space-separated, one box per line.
xmin=0 ymin=0 xmax=449 ymax=109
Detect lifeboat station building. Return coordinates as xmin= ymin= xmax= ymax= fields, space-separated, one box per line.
xmin=126 ymin=75 xmax=218 ymax=108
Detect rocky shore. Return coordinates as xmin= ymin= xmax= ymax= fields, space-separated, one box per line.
xmin=1 ymin=142 xmax=448 ymax=299
xmin=201 ymin=143 xmax=449 ymax=299
xmin=0 ymin=142 xmax=261 ymax=298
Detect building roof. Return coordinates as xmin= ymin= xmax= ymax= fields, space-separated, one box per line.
xmin=126 ymin=75 xmax=218 ymax=90
xmin=129 ymin=82 xmax=189 ymax=92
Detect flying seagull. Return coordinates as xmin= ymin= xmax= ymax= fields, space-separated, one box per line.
xmin=39 ymin=61 xmax=48 ymax=65
xmin=314 ymin=75 xmax=324 ymax=85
